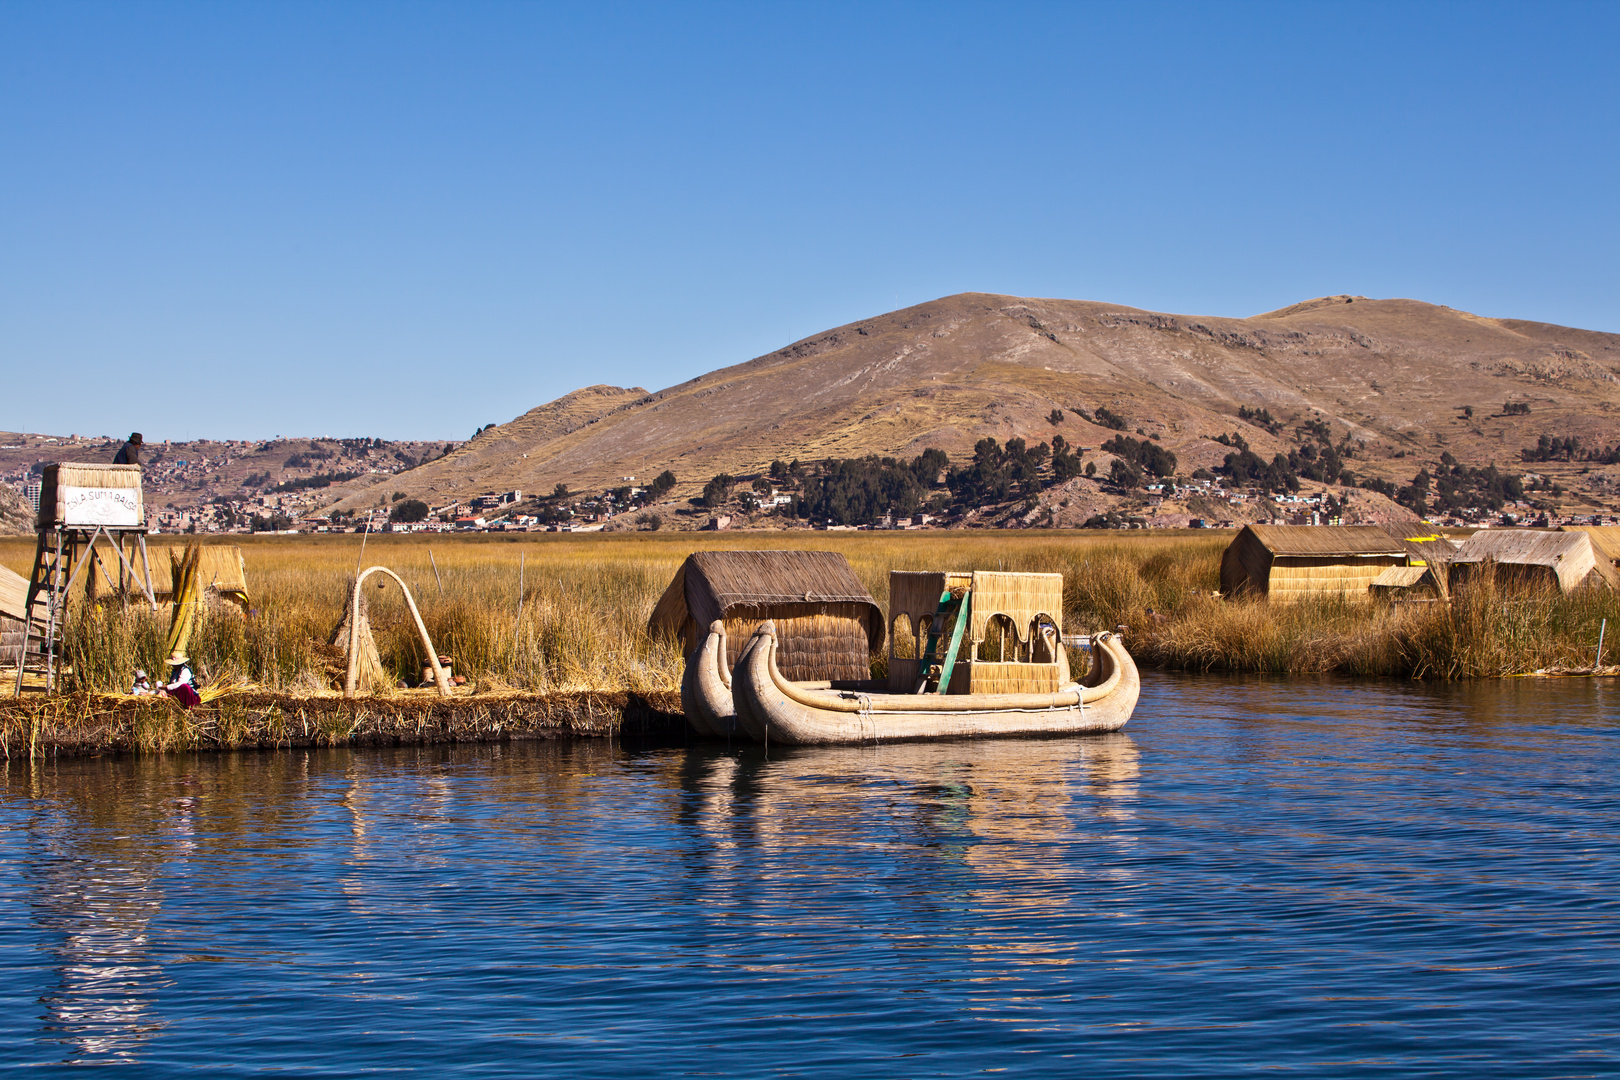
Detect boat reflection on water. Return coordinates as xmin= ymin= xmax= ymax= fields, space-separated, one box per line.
xmin=664 ymin=734 xmax=1143 ymax=925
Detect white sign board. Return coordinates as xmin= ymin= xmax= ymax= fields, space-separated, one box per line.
xmin=58 ymin=486 xmax=143 ymax=528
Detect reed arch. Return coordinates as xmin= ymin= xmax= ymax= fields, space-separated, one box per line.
xmin=344 ymin=566 xmax=451 ymax=698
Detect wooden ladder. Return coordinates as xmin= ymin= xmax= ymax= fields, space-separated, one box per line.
xmin=12 ymin=527 xmax=158 ymax=695
xmin=914 ymin=586 xmax=971 ymax=695
xmin=14 ymin=529 xmax=75 ymax=694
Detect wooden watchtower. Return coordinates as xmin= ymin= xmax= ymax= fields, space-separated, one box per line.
xmin=12 ymin=464 xmax=157 ymax=695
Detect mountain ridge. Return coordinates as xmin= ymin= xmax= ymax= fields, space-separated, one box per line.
xmin=332 ymin=291 xmax=1620 ymax=514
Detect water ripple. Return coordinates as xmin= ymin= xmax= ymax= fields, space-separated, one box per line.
xmin=1 ymin=673 xmax=1617 ymax=1076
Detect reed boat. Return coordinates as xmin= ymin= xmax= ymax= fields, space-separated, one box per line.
xmin=658 ymin=556 xmax=1140 ymax=744
xmin=723 ymin=567 xmax=1138 ymax=745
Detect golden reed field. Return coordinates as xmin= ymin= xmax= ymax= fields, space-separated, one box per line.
xmin=5 ymin=530 xmax=1618 ymax=697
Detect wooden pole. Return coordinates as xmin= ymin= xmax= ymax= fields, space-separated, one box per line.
xmin=428 ymin=548 xmax=443 ymax=596
xmin=355 ymin=512 xmax=373 ymax=575
xmin=1597 ymin=618 xmax=1608 ymax=670
xmin=513 ymin=551 xmax=525 ymax=643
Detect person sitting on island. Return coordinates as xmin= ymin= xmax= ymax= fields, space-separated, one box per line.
xmin=113 ymin=432 xmax=143 ymax=465
xmin=161 ymin=652 xmax=201 ymax=708
xmin=130 ymin=669 xmax=154 ymax=696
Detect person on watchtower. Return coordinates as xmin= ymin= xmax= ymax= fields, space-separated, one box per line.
xmin=113 ymin=432 xmax=143 ymax=465
xmin=162 ymin=651 xmax=201 ymax=708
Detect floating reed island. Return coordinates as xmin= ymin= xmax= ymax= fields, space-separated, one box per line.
xmin=3 ymin=530 xmax=1618 ymax=757
xmin=0 ymin=687 xmax=684 ymax=760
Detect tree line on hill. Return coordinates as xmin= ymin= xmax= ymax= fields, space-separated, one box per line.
xmin=471 ymin=406 xmax=1595 ymax=532
xmin=1520 ymin=435 xmax=1620 ymax=465
xmin=692 ymin=437 xmax=1100 ymax=526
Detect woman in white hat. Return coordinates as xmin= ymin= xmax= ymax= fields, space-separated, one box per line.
xmin=162 ymin=652 xmax=201 ymax=708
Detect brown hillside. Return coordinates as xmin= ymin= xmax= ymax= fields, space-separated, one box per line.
xmin=0 ymin=484 xmax=33 ymax=535
xmin=333 ymin=292 xmax=1620 ymax=511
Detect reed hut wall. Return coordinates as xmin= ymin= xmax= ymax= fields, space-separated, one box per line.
xmin=649 ymin=551 xmax=885 ymax=682
xmin=1 ymin=564 xmax=28 ymax=672
xmin=1220 ymin=525 xmax=1407 ymax=601
xmin=0 ymin=616 xmax=20 ymax=668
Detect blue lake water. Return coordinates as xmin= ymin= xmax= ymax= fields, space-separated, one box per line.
xmin=1 ymin=674 xmax=1617 ymax=1077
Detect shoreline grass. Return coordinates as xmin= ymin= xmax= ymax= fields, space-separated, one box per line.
xmin=5 ymin=532 xmax=1618 ymax=705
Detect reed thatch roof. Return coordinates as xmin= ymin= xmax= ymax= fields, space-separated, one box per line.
xmin=1381 ymin=526 xmax=1460 ymax=565
xmin=1561 ymin=525 xmax=1620 ymax=565
xmin=652 ymin=550 xmax=882 ymax=636
xmin=0 ymin=563 xmax=28 ymax=622
xmin=1370 ymin=565 xmax=1430 ymax=588
xmin=1241 ymin=524 xmax=1409 ymax=557
xmin=1450 ymin=529 xmax=1619 ymax=592
xmin=46 ymin=463 xmax=143 ymax=489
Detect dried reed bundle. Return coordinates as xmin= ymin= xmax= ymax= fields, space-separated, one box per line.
xmin=331 ymin=585 xmax=391 ymax=694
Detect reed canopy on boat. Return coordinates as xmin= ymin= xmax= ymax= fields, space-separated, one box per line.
xmin=649 ymin=550 xmax=885 ymax=682
xmin=887 ymin=569 xmax=1067 ymax=694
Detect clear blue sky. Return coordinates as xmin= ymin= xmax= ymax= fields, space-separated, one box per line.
xmin=3 ymin=0 xmax=1616 ymax=442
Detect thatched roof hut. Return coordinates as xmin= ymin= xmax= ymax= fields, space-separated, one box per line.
xmin=649 ymin=550 xmax=885 ymax=682
xmin=1561 ymin=525 xmax=1620 ymax=567
xmin=1448 ymin=529 xmax=1619 ymax=593
xmin=1220 ymin=524 xmax=1408 ymax=601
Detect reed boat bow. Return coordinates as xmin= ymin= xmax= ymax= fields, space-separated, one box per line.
xmin=682 ymin=620 xmax=744 ymax=739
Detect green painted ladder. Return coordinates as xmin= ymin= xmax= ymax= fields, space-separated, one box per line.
xmin=914 ymin=587 xmax=971 ymax=695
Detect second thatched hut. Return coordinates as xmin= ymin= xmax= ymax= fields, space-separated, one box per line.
xmin=649 ymin=550 xmax=886 ymax=682
xmin=1219 ymin=524 xmax=1410 ymax=601
xmin=1448 ymin=529 xmax=1619 ymax=593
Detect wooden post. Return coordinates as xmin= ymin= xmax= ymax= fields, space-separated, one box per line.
xmin=514 ymin=551 xmax=525 ymax=639
xmin=355 ymin=513 xmax=373 ymax=575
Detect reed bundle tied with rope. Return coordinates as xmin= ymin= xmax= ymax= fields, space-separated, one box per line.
xmin=331 ymin=581 xmax=392 ymax=694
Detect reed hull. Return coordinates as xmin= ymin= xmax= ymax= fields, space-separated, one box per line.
xmin=683 ymin=620 xmax=746 ymax=739
xmin=733 ymin=621 xmax=1139 ymax=746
